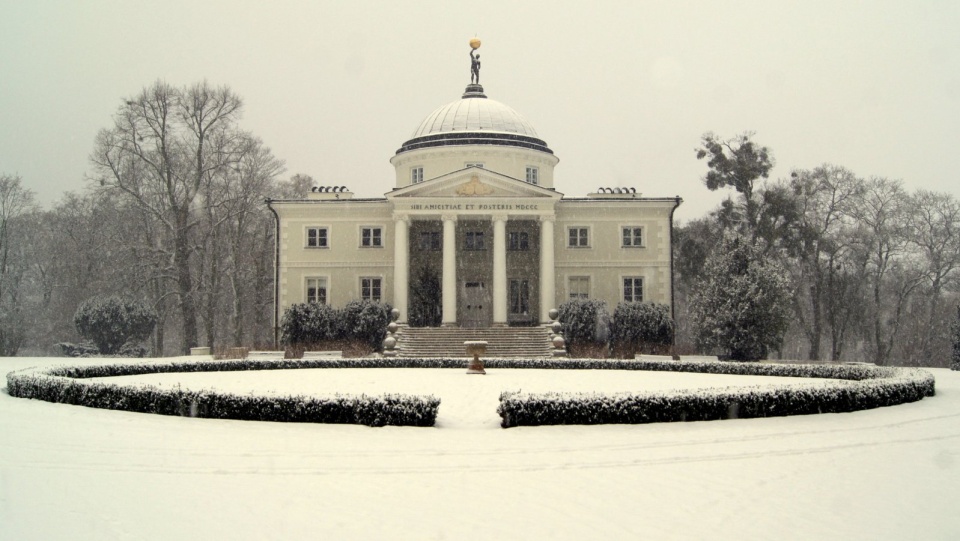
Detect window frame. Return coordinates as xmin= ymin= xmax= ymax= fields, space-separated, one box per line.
xmin=464 ymin=231 xmax=486 ymax=251
xmin=360 ymin=276 xmax=383 ymax=302
xmin=360 ymin=226 xmax=384 ymax=248
xmin=305 ymin=276 xmax=329 ymax=305
xmin=621 ymin=225 xmax=644 ymax=248
xmin=410 ymin=166 xmax=424 ymax=184
xmin=465 ymin=162 xmax=484 ymax=169
xmin=525 ymin=166 xmax=539 ymax=185
xmin=568 ymin=275 xmax=591 ymax=300
xmin=508 ymin=231 xmax=529 ymax=251
xmin=305 ymin=226 xmax=329 ymax=249
xmin=418 ymin=231 xmax=441 ymax=251
xmin=622 ymin=276 xmax=644 ymax=303
xmin=567 ymin=226 xmax=590 ymax=248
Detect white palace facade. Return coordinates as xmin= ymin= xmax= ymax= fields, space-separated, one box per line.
xmin=268 ymin=76 xmax=682 ymax=331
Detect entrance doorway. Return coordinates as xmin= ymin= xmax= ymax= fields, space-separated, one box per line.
xmin=461 ymin=281 xmax=489 ymax=328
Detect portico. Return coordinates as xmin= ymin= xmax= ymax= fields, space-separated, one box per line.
xmin=387 ymin=170 xmax=562 ymax=326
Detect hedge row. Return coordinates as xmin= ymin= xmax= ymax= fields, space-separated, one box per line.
xmin=496 ymin=359 xmax=935 ymax=428
xmin=27 ymin=356 xmax=920 ymax=379
xmin=6 ymin=359 xmax=439 ymax=427
xmin=6 ymin=357 xmax=936 ymax=429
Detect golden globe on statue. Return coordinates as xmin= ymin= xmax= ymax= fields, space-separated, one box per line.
xmin=469 ymin=38 xmax=481 ymax=50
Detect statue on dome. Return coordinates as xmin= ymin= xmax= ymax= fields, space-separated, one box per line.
xmin=469 ymin=38 xmax=481 ymax=85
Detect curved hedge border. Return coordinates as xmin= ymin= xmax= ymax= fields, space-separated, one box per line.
xmin=5 ymin=357 xmax=936 ymax=429
xmin=5 ymin=358 xmax=440 ymax=427
xmin=495 ymin=359 xmax=935 ymax=428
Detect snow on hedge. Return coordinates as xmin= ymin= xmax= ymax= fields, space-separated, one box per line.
xmin=6 ymin=358 xmax=440 ymax=427
xmin=5 ymin=357 xmax=935 ymax=429
xmin=496 ymin=359 xmax=935 ymax=428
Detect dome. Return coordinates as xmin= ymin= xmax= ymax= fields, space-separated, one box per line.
xmin=411 ymin=96 xmax=539 ymax=138
xmin=396 ymin=84 xmax=553 ymax=155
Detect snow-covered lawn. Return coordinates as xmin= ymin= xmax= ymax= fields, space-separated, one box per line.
xmin=2 ymin=357 xmax=959 ymax=540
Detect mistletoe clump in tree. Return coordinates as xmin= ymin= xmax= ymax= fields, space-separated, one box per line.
xmin=74 ymin=296 xmax=158 ymax=355
xmin=691 ymin=236 xmax=791 ymax=361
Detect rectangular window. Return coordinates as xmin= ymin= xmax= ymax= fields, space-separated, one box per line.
xmin=622 ymin=227 xmax=643 ymax=247
xmin=361 ymin=277 xmax=382 ymax=302
xmin=306 ymin=227 xmax=328 ymax=248
xmin=361 ymin=227 xmax=383 ymax=248
xmin=525 ymin=166 xmax=539 ymax=185
xmin=568 ymin=227 xmax=589 ymax=248
xmin=419 ymin=231 xmax=441 ymax=251
xmin=411 ymin=167 xmax=423 ymax=184
xmin=465 ymin=162 xmax=484 ymax=169
xmin=569 ymin=276 xmax=590 ymax=300
xmin=465 ymin=231 xmax=485 ymax=250
xmin=306 ymin=277 xmax=327 ymax=304
xmin=509 ymin=279 xmax=530 ymax=315
xmin=623 ymin=277 xmax=644 ymax=303
xmin=508 ymin=231 xmax=529 ymax=251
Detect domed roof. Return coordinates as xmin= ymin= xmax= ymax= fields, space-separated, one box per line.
xmin=396 ymin=84 xmax=553 ymax=155
xmin=411 ymin=96 xmax=539 ymax=138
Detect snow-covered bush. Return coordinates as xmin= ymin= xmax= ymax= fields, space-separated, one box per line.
xmin=73 ymin=296 xmax=157 ymax=355
xmin=280 ymin=302 xmax=342 ymax=346
xmin=56 ymin=342 xmax=100 ymax=357
xmin=610 ymin=302 xmax=675 ymax=356
xmin=558 ymin=299 xmax=610 ymax=353
xmin=497 ymin=359 xmax=935 ymax=428
xmin=340 ymin=300 xmax=392 ymax=351
xmin=6 ymin=358 xmax=440 ymax=427
xmin=952 ymin=305 xmax=960 ymax=371
xmin=690 ymin=236 xmax=791 ymax=361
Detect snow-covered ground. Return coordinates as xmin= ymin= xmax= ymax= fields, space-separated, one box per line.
xmin=2 ymin=357 xmax=959 ymax=540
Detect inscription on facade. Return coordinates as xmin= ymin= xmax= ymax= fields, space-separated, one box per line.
xmin=406 ymin=203 xmax=540 ymax=211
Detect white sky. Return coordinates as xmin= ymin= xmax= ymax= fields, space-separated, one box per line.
xmin=2 ymin=0 xmax=958 ymax=222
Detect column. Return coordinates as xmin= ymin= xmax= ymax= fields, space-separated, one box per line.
xmin=392 ymin=214 xmax=409 ymax=323
xmin=442 ymin=214 xmax=457 ymax=326
xmin=492 ymin=214 xmax=508 ymax=326
xmin=539 ymin=214 xmax=556 ymax=323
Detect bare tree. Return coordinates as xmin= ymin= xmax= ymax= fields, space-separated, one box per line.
xmin=90 ymin=81 xmax=250 ymax=353
xmin=788 ymin=165 xmax=865 ymax=359
xmin=905 ymin=190 xmax=960 ymax=363
xmin=0 ymin=174 xmax=38 ymax=355
xmin=852 ymin=177 xmax=924 ymax=365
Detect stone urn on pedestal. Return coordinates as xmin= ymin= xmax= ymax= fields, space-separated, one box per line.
xmin=464 ymin=341 xmax=488 ymax=375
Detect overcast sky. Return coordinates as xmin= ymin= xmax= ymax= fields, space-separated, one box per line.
xmin=2 ymin=0 xmax=958 ymax=222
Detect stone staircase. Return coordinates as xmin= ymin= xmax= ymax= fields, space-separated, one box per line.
xmin=396 ymin=326 xmax=555 ymax=358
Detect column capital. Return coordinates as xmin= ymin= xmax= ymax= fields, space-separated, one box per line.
xmin=392 ymin=213 xmax=412 ymax=224
xmin=441 ymin=214 xmax=458 ymax=223
xmin=539 ymin=214 xmax=557 ymax=223
xmin=491 ymin=213 xmax=509 ymax=223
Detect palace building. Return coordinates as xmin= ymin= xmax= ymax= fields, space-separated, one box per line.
xmin=268 ymin=50 xmax=681 ymax=333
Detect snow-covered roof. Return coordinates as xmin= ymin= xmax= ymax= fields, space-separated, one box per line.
xmin=396 ymin=85 xmax=552 ymax=155
xmin=410 ymin=95 xmax=539 ymax=139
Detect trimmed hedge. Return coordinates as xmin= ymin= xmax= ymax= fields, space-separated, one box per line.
xmin=6 ymin=357 xmax=936 ymax=429
xmin=496 ymin=359 xmax=935 ymax=428
xmin=6 ymin=358 xmax=439 ymax=427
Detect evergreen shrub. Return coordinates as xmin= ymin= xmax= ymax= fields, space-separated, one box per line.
xmin=690 ymin=236 xmax=791 ymax=361
xmin=558 ymin=299 xmax=610 ymax=352
xmin=340 ymin=300 xmax=393 ymax=351
xmin=73 ymin=296 xmax=158 ymax=355
xmin=610 ymin=302 xmax=675 ymax=356
xmin=280 ymin=303 xmax=341 ymax=346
